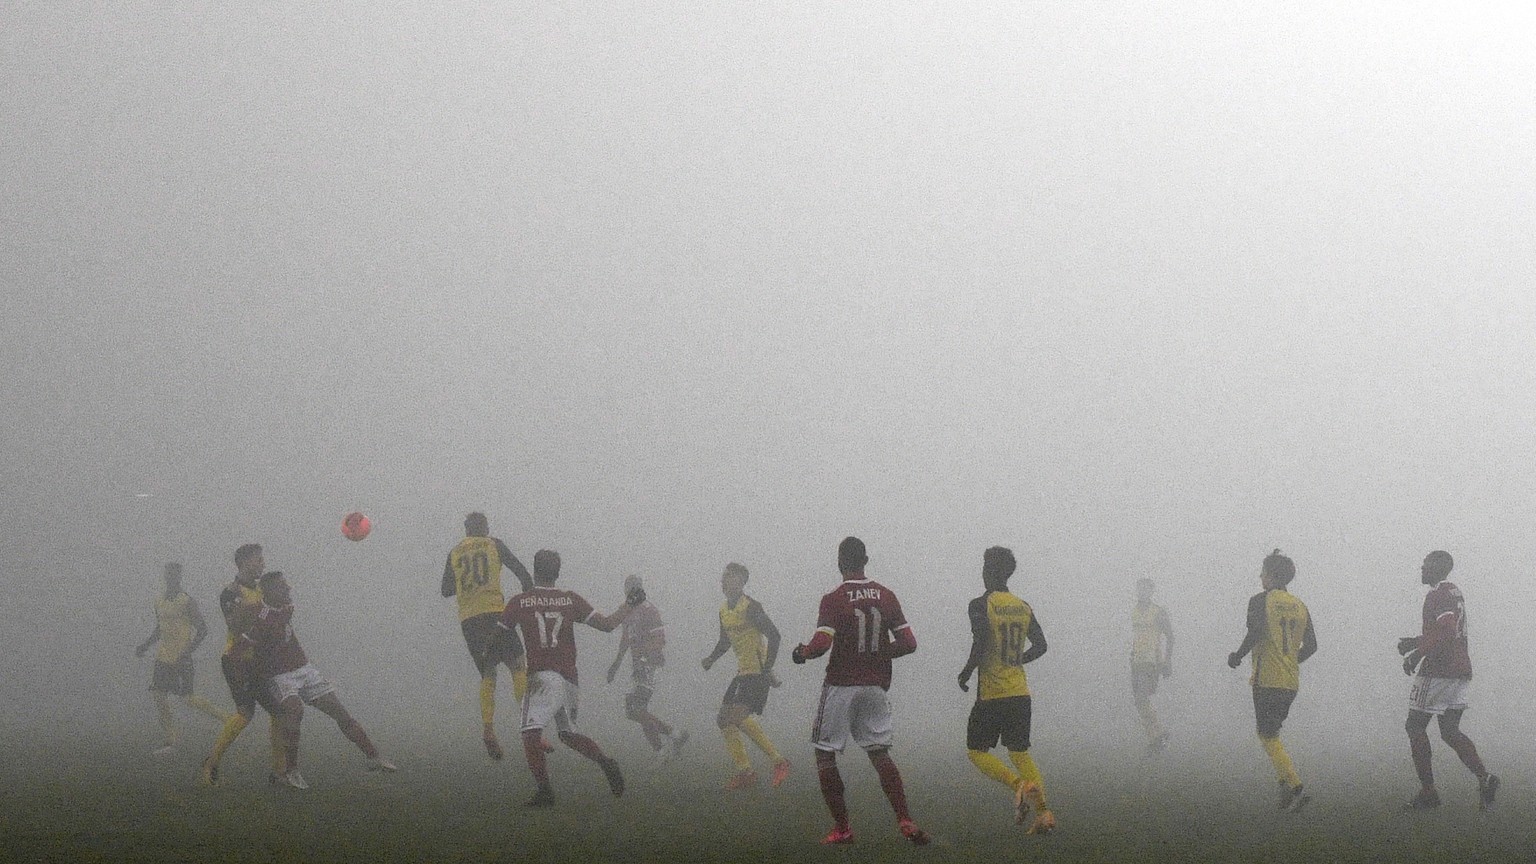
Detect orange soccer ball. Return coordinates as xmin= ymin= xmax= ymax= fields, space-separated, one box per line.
xmin=341 ymin=511 xmax=371 ymax=542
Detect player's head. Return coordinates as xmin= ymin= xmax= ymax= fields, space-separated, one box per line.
xmin=982 ymin=546 xmax=1016 ymax=590
xmin=623 ymin=574 xmax=643 ymax=595
xmin=1261 ymin=549 xmax=1295 ymax=589
xmin=1136 ymin=577 xmax=1155 ymax=602
xmin=1421 ymin=550 xmax=1453 ymax=585
xmin=464 ymin=512 xmax=489 ymax=537
xmin=234 ymin=543 xmax=263 ymax=580
xmin=533 ymin=549 xmax=561 ymax=584
xmin=838 ymin=536 xmax=868 ymax=575
xmin=721 ymin=562 xmax=748 ymax=598
xmin=162 ymin=562 xmax=183 ymax=588
xmin=258 ymin=571 xmax=291 ymax=605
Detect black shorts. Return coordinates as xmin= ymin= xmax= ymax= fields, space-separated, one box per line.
xmin=221 ymin=654 xmax=276 ymax=715
xmin=967 ymin=695 xmax=1033 ymax=752
xmin=722 ymin=673 xmax=771 ymax=715
xmin=1131 ymin=663 xmax=1160 ymax=700
xmin=1253 ymin=686 xmax=1297 ymax=738
xmin=150 ymin=659 xmax=194 ymax=696
xmin=462 ymin=613 xmax=524 ymax=677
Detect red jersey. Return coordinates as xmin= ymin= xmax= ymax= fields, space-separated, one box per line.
xmin=236 ymin=575 xmax=308 ymax=678
xmin=1420 ymin=581 xmax=1472 ymax=679
xmin=814 ymin=578 xmax=911 ymax=690
xmin=500 ymin=587 xmax=595 ymax=683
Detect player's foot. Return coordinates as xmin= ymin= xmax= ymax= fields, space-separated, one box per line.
xmin=1479 ymin=774 xmax=1500 ymax=811
xmin=524 ymin=785 xmax=555 ymax=808
xmin=599 ymin=757 xmax=625 ymax=797
xmin=1013 ymin=781 xmax=1033 ymax=826
xmin=198 ymin=759 xmax=219 ymax=787
xmin=151 ymin=743 xmax=176 ymax=756
xmin=1026 ymin=809 xmax=1057 ymax=835
xmin=898 ymin=819 xmax=932 ymax=846
xmin=281 ymin=769 xmax=309 ymax=790
xmin=723 ymin=769 xmax=758 ymax=791
xmin=1404 ymin=788 xmax=1441 ymax=810
xmin=1277 ymin=783 xmax=1309 ymax=812
xmin=483 ymin=735 xmax=504 ymax=761
xmin=367 ymin=756 xmax=398 ymax=772
xmin=819 ymin=825 xmax=855 ymax=845
xmin=771 ymin=759 xmax=791 ymax=788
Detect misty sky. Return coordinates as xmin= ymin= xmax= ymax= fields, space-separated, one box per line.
xmin=4 ymin=2 xmax=1536 ymax=739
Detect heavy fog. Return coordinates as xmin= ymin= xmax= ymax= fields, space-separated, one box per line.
xmin=3 ymin=0 xmax=1534 ymax=802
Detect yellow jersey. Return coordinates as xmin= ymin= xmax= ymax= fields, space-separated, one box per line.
xmin=1248 ymin=589 xmax=1312 ymax=691
xmin=968 ymin=590 xmax=1033 ymax=700
xmin=218 ymin=581 xmax=263 ymax=654
xmin=1131 ymin=602 xmax=1168 ymax=665
xmin=720 ymin=596 xmax=769 ymax=675
xmin=153 ymin=592 xmax=195 ymax=664
xmin=444 ymin=536 xmax=532 ymax=621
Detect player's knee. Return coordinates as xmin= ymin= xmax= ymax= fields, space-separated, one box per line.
xmin=865 ymin=746 xmax=890 ymax=763
xmin=1406 ymin=715 xmax=1430 ymax=735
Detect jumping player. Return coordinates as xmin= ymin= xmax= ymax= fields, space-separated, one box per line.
xmin=497 ymin=550 xmax=641 ymax=807
xmin=1226 ymin=549 xmax=1316 ymax=812
xmin=200 ymin=544 xmax=283 ymax=785
xmin=701 ymin=562 xmax=791 ymax=790
xmin=1130 ymin=577 xmax=1174 ymax=753
xmin=791 ymin=537 xmax=930 ymax=846
xmin=957 ymin=546 xmax=1054 ymax=833
xmin=238 ymin=570 xmax=396 ymax=789
xmin=135 ymin=562 xmax=230 ymax=754
xmin=442 ymin=512 xmax=534 ymax=760
xmin=1397 ymin=550 xmax=1498 ymax=810
xmin=606 ymin=575 xmax=687 ymax=760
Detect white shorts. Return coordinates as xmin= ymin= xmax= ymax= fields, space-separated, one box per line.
xmin=812 ymin=684 xmax=893 ymax=753
xmin=1409 ymin=676 xmax=1471 ymax=715
xmin=521 ymin=669 xmax=579 ymax=734
xmin=268 ymin=664 xmax=336 ymax=705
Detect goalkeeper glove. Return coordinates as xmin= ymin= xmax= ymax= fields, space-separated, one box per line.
xmin=790 ymin=645 xmax=807 ymax=665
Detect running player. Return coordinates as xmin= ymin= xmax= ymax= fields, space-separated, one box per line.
xmin=200 ymin=543 xmax=283 ymax=785
xmin=442 ymin=512 xmax=534 ymax=760
xmin=135 ymin=562 xmax=230 ymax=754
xmin=791 ymin=537 xmax=930 ymax=846
xmin=1226 ymin=549 xmax=1316 ymax=812
xmin=957 ymin=546 xmax=1054 ymax=833
xmin=1397 ymin=550 xmax=1498 ymax=810
xmin=240 ymin=570 xmax=396 ymax=789
xmin=606 ymin=575 xmax=687 ymax=760
xmin=701 ymin=562 xmax=791 ymax=790
xmin=1131 ymin=577 xmax=1174 ymax=753
xmin=497 ymin=550 xmax=641 ymax=807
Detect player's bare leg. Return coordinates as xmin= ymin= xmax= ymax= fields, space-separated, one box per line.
xmin=1135 ymin=694 xmax=1167 ymax=753
xmin=1436 ymin=710 xmax=1496 ymax=809
xmin=152 ymin=691 xmax=177 ymax=753
xmin=867 ymin=746 xmax=929 ymax=845
xmin=556 ymin=730 xmax=624 ymax=796
xmin=270 ymin=696 xmax=306 ymax=789
xmin=480 ymin=673 xmax=503 ymax=760
xmin=1404 ymin=710 xmax=1440 ymax=808
xmin=308 ymin=692 xmax=396 ymax=772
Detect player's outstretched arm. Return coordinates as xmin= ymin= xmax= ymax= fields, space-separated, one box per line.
xmin=494 ymin=539 xmax=534 ymax=593
xmin=702 ymin=625 xmax=729 ymax=670
xmin=586 ymin=587 xmax=645 ymax=633
xmin=607 ymin=640 xmax=628 ymax=684
xmin=792 ymin=628 xmax=833 ymax=664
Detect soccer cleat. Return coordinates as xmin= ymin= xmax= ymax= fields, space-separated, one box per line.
xmin=1026 ymin=809 xmax=1057 ymax=835
xmin=898 ymin=819 xmax=932 ymax=846
xmin=1404 ymin=788 xmax=1441 ymax=811
xmin=1277 ymin=783 xmax=1309 ymax=812
xmin=281 ymin=769 xmax=309 ymax=790
xmin=151 ymin=744 xmax=176 ymax=757
xmin=198 ymin=759 xmax=219 ymax=787
xmin=483 ymin=736 xmax=504 ymax=761
xmin=1479 ymin=774 xmax=1500 ymax=811
xmin=524 ymin=785 xmax=555 ymax=808
xmin=723 ymin=769 xmax=758 ymax=791
xmin=771 ymin=759 xmax=791 ymax=788
xmin=819 ymin=825 xmax=855 ymax=845
xmin=367 ymin=756 xmax=398 ymax=772
xmin=600 ymin=757 xmax=625 ymax=797
xmin=1013 ymin=782 xmax=1032 ymax=826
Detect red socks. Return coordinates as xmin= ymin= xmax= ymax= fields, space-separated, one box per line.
xmin=816 ymin=750 xmax=849 ymax=829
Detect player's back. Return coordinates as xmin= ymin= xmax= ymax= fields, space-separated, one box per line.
xmin=504 ymin=587 xmax=593 ymax=682
xmin=971 ymin=590 xmax=1031 ymax=700
xmin=819 ymin=579 xmax=909 ymax=690
xmin=448 ymin=536 xmax=509 ymax=620
xmin=1252 ymin=589 xmax=1309 ymax=691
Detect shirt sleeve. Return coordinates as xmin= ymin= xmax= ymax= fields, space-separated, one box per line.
xmin=814 ymin=593 xmax=837 ymax=636
xmin=572 ymin=593 xmax=595 ymax=625
xmin=494 ymin=538 xmax=534 ymax=593
xmin=883 ymin=590 xmax=911 ymax=635
xmin=968 ymin=595 xmax=989 ymax=641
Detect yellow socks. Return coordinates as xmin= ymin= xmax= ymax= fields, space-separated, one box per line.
xmin=968 ymin=750 xmax=1021 ymax=790
xmin=1011 ymin=750 xmax=1048 ymax=808
xmin=512 ymin=666 xmax=528 ymax=702
xmin=1260 ymin=735 xmax=1300 ymax=788
xmin=208 ymin=712 xmax=249 ymax=766
xmin=739 ymin=717 xmax=782 ymax=763
xmin=722 ymin=725 xmax=752 ymax=771
xmin=480 ymin=677 xmax=497 ymax=726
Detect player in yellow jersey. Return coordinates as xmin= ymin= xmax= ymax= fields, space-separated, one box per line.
xmin=957 ymin=547 xmax=1054 ymax=833
xmin=702 ymin=562 xmax=790 ymax=790
xmin=199 ymin=543 xmax=283 ymax=785
xmin=1227 ymin=549 xmax=1317 ymax=812
xmin=135 ymin=562 xmax=231 ymax=754
xmin=1130 ymin=578 xmax=1174 ymax=754
xmin=441 ymin=512 xmax=534 ymax=760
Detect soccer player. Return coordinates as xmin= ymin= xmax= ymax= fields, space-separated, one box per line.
xmin=1396 ymin=550 xmax=1498 ymax=810
xmin=497 ymin=550 xmax=641 ymax=807
xmin=200 ymin=543 xmax=284 ymax=785
xmin=701 ymin=562 xmax=791 ymax=790
xmin=441 ymin=512 xmax=534 ymax=760
xmin=1226 ymin=549 xmax=1317 ymax=812
xmin=957 ymin=546 xmax=1055 ymax=833
xmin=1130 ymin=577 xmax=1174 ymax=753
xmin=135 ymin=562 xmax=231 ymax=754
xmin=791 ymin=537 xmax=930 ymax=846
xmin=606 ymin=575 xmax=687 ymax=760
xmin=240 ymin=570 xmax=396 ymax=789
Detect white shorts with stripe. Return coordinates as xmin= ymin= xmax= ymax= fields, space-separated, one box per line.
xmin=812 ymin=684 xmax=893 ymax=753
xmin=521 ymin=669 xmax=580 ymax=734
xmin=1408 ymin=675 xmax=1470 ymax=715
xmin=267 ymin=664 xmax=336 ymax=705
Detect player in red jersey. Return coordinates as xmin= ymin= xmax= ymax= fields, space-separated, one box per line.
xmin=607 ymin=575 xmax=688 ymax=760
xmin=791 ymin=537 xmax=929 ymax=847
xmin=238 ymin=571 xmax=396 ymax=789
xmin=497 ymin=550 xmax=645 ymax=807
xmin=1396 ymin=550 xmax=1498 ymax=810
